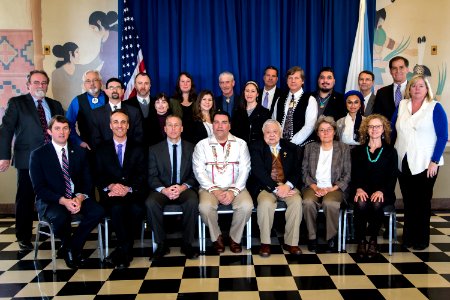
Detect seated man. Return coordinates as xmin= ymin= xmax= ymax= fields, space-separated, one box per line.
xmin=146 ymin=115 xmax=199 ymax=260
xmin=29 ymin=115 xmax=104 ymax=269
xmin=193 ymin=111 xmax=253 ymax=254
xmin=249 ymin=119 xmax=303 ymax=257
xmin=95 ymin=109 xmax=148 ymax=269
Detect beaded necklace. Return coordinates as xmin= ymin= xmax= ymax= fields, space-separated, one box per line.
xmin=366 ymin=146 xmax=383 ymax=163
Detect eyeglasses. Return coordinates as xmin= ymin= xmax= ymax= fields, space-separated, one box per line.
xmin=368 ymin=125 xmax=383 ymax=130
xmin=30 ymin=81 xmax=48 ymax=86
xmin=84 ymin=79 xmax=101 ymax=84
xmin=318 ymin=128 xmax=334 ymax=133
xmin=107 ymin=86 xmax=122 ymax=91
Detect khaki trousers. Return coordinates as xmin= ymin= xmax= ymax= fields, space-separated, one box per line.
xmin=257 ymin=189 xmax=302 ymax=246
xmin=199 ymin=188 xmax=253 ymax=243
xmin=302 ymin=187 xmax=342 ymax=240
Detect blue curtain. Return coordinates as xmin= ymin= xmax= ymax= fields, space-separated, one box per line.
xmin=122 ymin=0 xmax=375 ymax=97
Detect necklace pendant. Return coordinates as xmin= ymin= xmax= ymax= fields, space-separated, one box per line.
xmin=320 ymin=104 xmax=324 ymax=108
xmin=92 ymin=97 xmax=99 ymax=104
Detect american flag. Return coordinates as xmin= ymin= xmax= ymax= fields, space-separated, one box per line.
xmin=120 ymin=0 xmax=146 ymax=99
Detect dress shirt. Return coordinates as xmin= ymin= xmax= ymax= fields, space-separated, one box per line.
xmin=363 ymin=92 xmax=373 ymax=107
xmin=113 ymin=138 xmax=127 ymax=166
xmin=51 ymin=141 xmax=75 ymax=194
xmin=263 ymin=86 xmax=277 ymax=109
xmin=109 ymin=102 xmax=122 ymax=111
xmin=155 ymin=138 xmax=185 ymax=192
xmin=32 ymin=97 xmax=51 ymax=123
xmin=137 ymin=96 xmax=150 ymax=105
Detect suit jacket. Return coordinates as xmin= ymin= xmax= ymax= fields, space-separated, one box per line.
xmin=248 ymin=139 xmax=302 ymax=197
xmin=95 ymin=140 xmax=148 ymax=200
xmin=231 ymin=104 xmax=270 ymax=143
xmin=184 ymin=120 xmax=209 ymax=144
xmin=148 ymin=139 xmax=198 ymax=190
xmin=302 ymin=140 xmax=351 ymax=193
xmin=0 ymin=94 xmax=64 ymax=169
xmin=364 ymin=93 xmax=376 ymax=116
xmin=91 ymin=103 xmax=144 ymax=148
xmin=373 ymin=84 xmax=396 ymax=120
xmin=214 ymin=94 xmax=239 ymax=116
xmin=29 ymin=142 xmax=91 ymax=212
xmin=257 ymin=87 xmax=282 ymax=116
xmin=124 ymin=96 xmax=156 ymax=148
xmin=314 ymin=90 xmax=347 ymax=121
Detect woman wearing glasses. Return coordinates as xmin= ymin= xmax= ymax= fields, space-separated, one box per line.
xmin=352 ymin=115 xmax=398 ymax=258
xmin=302 ymin=116 xmax=351 ymax=252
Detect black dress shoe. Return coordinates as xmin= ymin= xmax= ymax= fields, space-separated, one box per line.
xmin=151 ymin=243 xmax=170 ymax=260
xmin=307 ymin=239 xmax=317 ymax=252
xmin=413 ymin=243 xmax=428 ymax=250
xmin=63 ymin=250 xmax=79 ymax=269
xmin=181 ymin=244 xmax=199 ymax=259
xmin=18 ymin=240 xmax=33 ymax=251
xmin=115 ymin=254 xmax=130 ymax=269
xmin=326 ymin=236 xmax=337 ymax=253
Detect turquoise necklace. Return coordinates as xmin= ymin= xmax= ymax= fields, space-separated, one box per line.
xmin=366 ymin=146 xmax=383 ymax=163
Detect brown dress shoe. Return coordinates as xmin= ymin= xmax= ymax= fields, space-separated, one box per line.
xmin=259 ymin=244 xmax=271 ymax=257
xmin=356 ymin=240 xmax=367 ymax=258
xmin=213 ymin=235 xmax=225 ymax=254
xmin=229 ymin=237 xmax=242 ymax=253
xmin=367 ymin=239 xmax=378 ymax=258
xmin=283 ymin=244 xmax=302 ymax=255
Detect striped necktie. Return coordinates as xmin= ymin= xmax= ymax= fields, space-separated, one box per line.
xmin=61 ymin=148 xmax=72 ymax=199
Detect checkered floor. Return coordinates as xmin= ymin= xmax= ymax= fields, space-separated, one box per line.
xmin=0 ymin=212 xmax=449 ymax=300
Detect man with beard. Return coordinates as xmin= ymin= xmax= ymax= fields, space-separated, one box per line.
xmin=66 ymin=70 xmax=106 ymax=150
xmin=91 ymin=78 xmax=143 ymax=148
xmin=313 ymin=67 xmax=346 ymax=121
xmin=124 ymin=72 xmax=157 ymax=149
xmin=0 ymin=70 xmax=64 ymax=250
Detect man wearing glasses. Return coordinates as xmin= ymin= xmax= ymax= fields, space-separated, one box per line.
xmin=66 ymin=70 xmax=106 ymax=150
xmin=0 ymin=70 xmax=64 ymax=251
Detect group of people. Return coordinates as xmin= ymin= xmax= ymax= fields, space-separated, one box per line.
xmin=0 ymin=55 xmax=447 ymax=270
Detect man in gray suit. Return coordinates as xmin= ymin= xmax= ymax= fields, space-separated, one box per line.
xmin=358 ymin=70 xmax=376 ymax=116
xmin=146 ymin=115 xmax=199 ymax=260
xmin=0 ymin=70 xmax=64 ymax=250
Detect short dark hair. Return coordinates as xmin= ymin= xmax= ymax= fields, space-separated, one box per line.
xmin=389 ymin=56 xmax=409 ymax=69
xmin=110 ymin=108 xmax=129 ymax=122
xmin=264 ymin=65 xmax=279 ymax=77
xmin=27 ymin=70 xmax=50 ymax=84
xmin=48 ymin=115 xmax=69 ymax=130
xmin=213 ymin=111 xmax=231 ymax=122
xmin=318 ymin=67 xmax=335 ymax=79
xmin=135 ymin=72 xmax=151 ymax=82
xmin=358 ymin=70 xmax=375 ymax=81
xmin=106 ymin=77 xmax=124 ymax=89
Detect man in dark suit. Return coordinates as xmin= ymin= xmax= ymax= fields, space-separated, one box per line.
xmin=124 ymin=72 xmax=156 ymax=149
xmin=258 ymin=66 xmax=282 ymax=116
xmin=274 ymin=66 xmax=318 ymax=146
xmin=0 ymin=70 xmax=64 ymax=250
xmin=91 ymin=78 xmax=143 ymax=149
xmin=95 ymin=109 xmax=147 ymax=269
xmin=29 ymin=115 xmax=104 ymax=268
xmin=214 ymin=71 xmax=239 ymax=118
xmin=358 ymin=70 xmax=376 ymax=116
xmin=312 ymin=67 xmax=346 ymax=121
xmin=249 ymin=119 xmax=303 ymax=257
xmin=373 ymin=56 xmax=409 ymax=121
xmin=146 ymin=115 xmax=199 ymax=260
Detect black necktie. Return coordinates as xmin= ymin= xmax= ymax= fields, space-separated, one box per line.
xmin=171 ymin=144 xmax=178 ymax=185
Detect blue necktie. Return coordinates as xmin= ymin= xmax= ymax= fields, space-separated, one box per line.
xmin=394 ymin=84 xmax=402 ymax=107
xmin=117 ymin=144 xmax=123 ymax=166
xmin=263 ymin=92 xmax=269 ymax=109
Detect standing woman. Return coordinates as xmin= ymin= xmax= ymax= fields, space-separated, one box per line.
xmin=170 ymin=72 xmax=197 ymax=122
xmin=185 ymin=90 xmax=216 ymax=144
xmin=352 ymin=115 xmax=398 ymax=258
xmin=149 ymin=93 xmax=172 ymax=146
xmin=393 ymin=74 xmax=448 ymax=250
xmin=232 ymin=81 xmax=270 ymax=143
xmin=336 ymin=90 xmax=365 ymax=148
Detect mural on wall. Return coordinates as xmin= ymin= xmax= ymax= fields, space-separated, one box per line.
xmin=374 ymin=0 xmax=447 ymax=101
xmin=0 ymin=30 xmax=34 ymax=123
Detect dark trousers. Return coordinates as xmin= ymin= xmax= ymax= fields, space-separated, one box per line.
xmin=146 ymin=189 xmax=199 ymax=244
xmin=40 ymin=198 xmax=104 ymax=256
xmin=16 ymin=169 xmax=36 ymax=242
xmin=399 ymin=157 xmax=437 ymax=247
xmin=354 ymin=200 xmax=385 ymax=241
xmin=101 ymin=195 xmax=145 ymax=254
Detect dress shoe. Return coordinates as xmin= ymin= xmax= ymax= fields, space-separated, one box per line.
xmin=151 ymin=243 xmax=170 ymax=260
xmin=56 ymin=246 xmax=66 ymax=259
xmin=181 ymin=244 xmax=199 ymax=259
xmin=307 ymin=239 xmax=317 ymax=252
xmin=356 ymin=240 xmax=367 ymax=258
xmin=63 ymin=250 xmax=79 ymax=269
xmin=115 ymin=254 xmax=130 ymax=269
xmin=367 ymin=239 xmax=378 ymax=258
xmin=213 ymin=235 xmax=225 ymax=254
xmin=326 ymin=236 xmax=338 ymax=253
xmin=413 ymin=243 xmax=428 ymax=251
xmin=259 ymin=244 xmax=271 ymax=257
xmin=229 ymin=237 xmax=242 ymax=253
xmin=18 ymin=240 xmax=33 ymax=251
xmin=283 ymin=244 xmax=302 ymax=255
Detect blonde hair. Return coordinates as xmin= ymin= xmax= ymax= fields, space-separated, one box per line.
xmin=405 ymin=74 xmax=434 ymax=102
